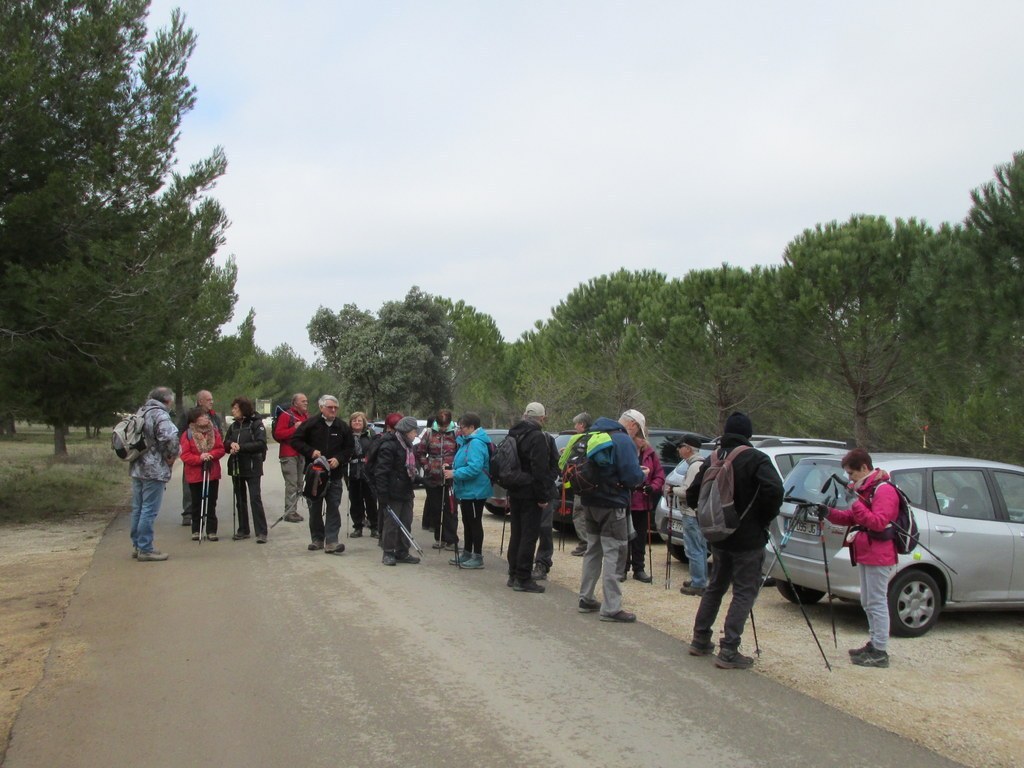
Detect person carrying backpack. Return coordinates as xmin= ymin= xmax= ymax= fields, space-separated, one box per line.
xmin=128 ymin=386 xmax=180 ymax=562
xmin=273 ymin=393 xmax=309 ymax=524
xmin=816 ymin=448 xmax=899 ymax=669
xmin=685 ymin=412 xmax=783 ymax=669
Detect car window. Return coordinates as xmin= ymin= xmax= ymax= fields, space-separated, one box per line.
xmin=992 ymin=471 xmax=1024 ymax=523
xmin=783 ymin=461 xmax=852 ymax=508
xmin=890 ymin=469 xmax=925 ymax=508
xmin=932 ymin=469 xmax=995 ymax=520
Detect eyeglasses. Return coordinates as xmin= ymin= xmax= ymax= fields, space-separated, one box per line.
xmin=323 ymin=405 xmax=338 ymax=410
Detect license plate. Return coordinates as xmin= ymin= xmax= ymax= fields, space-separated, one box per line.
xmin=794 ymin=519 xmax=819 ymax=536
xmin=660 ymin=519 xmax=686 ymax=536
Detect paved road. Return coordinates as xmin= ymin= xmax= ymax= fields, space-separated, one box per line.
xmin=5 ymin=463 xmax=963 ymax=768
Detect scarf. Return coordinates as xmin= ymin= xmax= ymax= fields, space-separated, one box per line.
xmin=397 ymin=431 xmax=417 ymax=479
xmin=192 ymin=420 xmax=215 ymax=453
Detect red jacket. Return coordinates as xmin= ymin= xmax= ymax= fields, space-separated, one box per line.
xmin=180 ymin=429 xmax=226 ymax=484
xmin=630 ymin=443 xmax=666 ymax=512
xmin=274 ymin=408 xmax=308 ymax=458
xmin=825 ymin=469 xmax=899 ymax=566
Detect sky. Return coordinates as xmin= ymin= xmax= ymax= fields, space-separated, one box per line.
xmin=146 ymin=0 xmax=1024 ymax=363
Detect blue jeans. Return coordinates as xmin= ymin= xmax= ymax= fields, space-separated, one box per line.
xmin=681 ymin=514 xmax=708 ymax=588
xmin=131 ymin=477 xmax=167 ymax=553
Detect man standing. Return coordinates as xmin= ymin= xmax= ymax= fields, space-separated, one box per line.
xmin=291 ymin=395 xmax=354 ymax=554
xmin=178 ymin=389 xmax=223 ymax=526
xmin=575 ymin=413 xmax=645 ymax=621
xmin=665 ymin=434 xmax=709 ymax=596
xmin=130 ymin=387 xmax=180 ymax=562
xmin=567 ymin=412 xmax=592 ymax=557
xmin=686 ymin=412 xmax=783 ymax=669
xmin=273 ymin=393 xmax=309 ymax=524
xmin=505 ymin=402 xmax=558 ymax=594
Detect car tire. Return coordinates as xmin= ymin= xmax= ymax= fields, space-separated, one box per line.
xmin=484 ymin=504 xmax=508 ymax=517
xmin=668 ymin=542 xmax=689 ymax=563
xmin=776 ymin=581 xmax=826 ymax=605
xmin=888 ymin=568 xmax=941 ymax=637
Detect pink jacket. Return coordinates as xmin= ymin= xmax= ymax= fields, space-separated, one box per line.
xmin=630 ymin=444 xmax=666 ymax=512
xmin=825 ymin=469 xmax=899 ymax=566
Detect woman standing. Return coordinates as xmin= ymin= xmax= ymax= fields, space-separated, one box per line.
xmin=180 ymin=407 xmax=226 ymax=541
xmin=346 ymin=411 xmax=378 ymax=538
xmin=225 ymin=396 xmax=269 ymax=543
xmin=444 ymin=413 xmax=492 ymax=569
xmin=622 ymin=410 xmax=664 ymax=583
xmin=819 ymin=448 xmax=899 ymax=668
xmin=373 ymin=416 xmax=422 ymax=566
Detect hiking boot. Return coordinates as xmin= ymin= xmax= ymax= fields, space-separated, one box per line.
xmin=181 ymin=515 xmax=191 ymax=527
xmin=849 ymin=641 xmax=875 ymax=657
xmin=256 ymin=534 xmax=267 ymax=544
xmin=351 ymin=528 xmax=363 ymax=538
xmin=283 ymin=511 xmax=304 ymax=523
xmin=578 ymin=597 xmax=601 ymax=613
xmin=382 ymin=552 xmax=397 ymax=566
xmin=570 ymin=542 xmax=587 ymax=556
xmin=394 ymin=552 xmax=420 ymax=565
xmin=688 ymin=639 xmax=715 ymax=656
xmin=131 ymin=547 xmax=138 ymax=559
xmin=506 ymin=576 xmax=515 ymax=588
xmin=851 ymin=648 xmax=889 ymax=668
xmin=715 ymin=648 xmax=754 ymax=669
xmin=449 ymin=551 xmax=473 ymax=566
xmin=633 ymin=570 xmax=653 ymax=583
xmin=369 ymin=528 xmax=378 ymax=538
xmin=191 ymin=533 xmax=200 ymax=541
xmin=206 ymin=534 xmax=218 ymax=542
xmin=680 ymin=585 xmax=705 ymax=596
xmin=324 ymin=542 xmax=345 ymax=555
xmin=617 ymin=573 xmax=627 ymax=583
xmin=308 ymin=539 xmax=323 ymax=551
xmin=432 ymin=540 xmax=456 ymax=551
xmin=137 ymin=550 xmax=169 ymax=562
xmin=461 ymin=554 xmax=484 ymax=569
xmin=512 ymin=579 xmax=545 ymax=593
xmin=531 ymin=563 xmax=549 ymax=581
xmin=599 ymin=610 xmax=637 ymax=623
xmin=233 ymin=531 xmax=251 ymax=541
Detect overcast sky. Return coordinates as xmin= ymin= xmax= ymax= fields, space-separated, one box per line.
xmin=146 ymin=0 xmax=1024 ymax=362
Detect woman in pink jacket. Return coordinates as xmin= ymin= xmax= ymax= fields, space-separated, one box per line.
xmin=820 ymin=448 xmax=899 ymax=668
xmin=180 ymin=407 xmax=226 ymax=541
xmin=624 ymin=426 xmax=665 ymax=584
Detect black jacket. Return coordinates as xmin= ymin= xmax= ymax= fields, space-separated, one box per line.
xmin=372 ymin=432 xmax=416 ymax=504
xmin=348 ymin=427 xmax=374 ymax=482
xmin=685 ymin=433 xmax=784 ymax=552
xmin=506 ymin=418 xmax=558 ymax=503
xmin=290 ymin=414 xmax=354 ymax=480
xmin=225 ymin=416 xmax=267 ymax=478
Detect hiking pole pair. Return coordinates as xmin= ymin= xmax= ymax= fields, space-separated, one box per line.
xmin=664 ymin=492 xmax=675 ymax=589
xmin=767 ymin=532 xmax=832 ymax=671
xmin=385 ymin=505 xmax=424 ymax=556
xmin=198 ymin=460 xmax=210 ymax=544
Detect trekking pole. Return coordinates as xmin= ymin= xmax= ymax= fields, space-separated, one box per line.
xmin=767 ymin=534 xmax=832 ymax=671
xmin=760 ymin=501 xmax=807 ymax=590
xmin=450 ymin=482 xmax=462 ymax=569
xmin=749 ymin=609 xmax=761 ymax=657
xmin=499 ymin=509 xmax=508 ymax=555
xmin=645 ymin=498 xmax=654 ymax=582
xmin=664 ymin=492 xmax=674 ymax=589
xmin=199 ymin=461 xmax=210 ymax=544
xmin=385 ymin=505 xmax=424 ymax=556
xmin=816 ymin=512 xmax=838 ymax=648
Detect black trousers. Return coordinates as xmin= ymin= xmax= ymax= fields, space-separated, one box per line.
xmin=347 ymin=474 xmax=377 ymax=530
xmin=460 ymin=498 xmax=485 ymax=554
xmin=507 ymin=496 xmax=542 ymax=581
xmin=233 ymin=475 xmax=267 ymax=537
xmin=693 ymin=546 xmax=766 ymax=651
xmin=424 ymin=483 xmax=458 ymax=544
xmin=626 ymin=508 xmax=651 ymax=573
xmin=189 ymin=479 xmax=219 ymax=534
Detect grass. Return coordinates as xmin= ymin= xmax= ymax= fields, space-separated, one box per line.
xmin=0 ymin=425 xmax=131 ymax=524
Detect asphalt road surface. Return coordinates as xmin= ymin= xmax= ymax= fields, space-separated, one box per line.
xmin=5 ymin=463 xmax=963 ymax=768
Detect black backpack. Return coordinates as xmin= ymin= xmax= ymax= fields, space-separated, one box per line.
xmin=490 ymin=435 xmax=521 ymax=489
xmin=561 ymin=431 xmax=614 ymax=494
xmin=867 ymin=481 xmax=921 ymax=555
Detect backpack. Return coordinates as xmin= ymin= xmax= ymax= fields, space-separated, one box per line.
xmin=111 ymin=406 xmax=158 ymax=462
xmin=696 ymin=445 xmax=758 ymax=543
xmin=490 ymin=435 xmax=522 ymax=489
xmin=867 ymin=481 xmax=920 ymax=555
xmin=561 ymin=431 xmax=615 ymax=494
xmin=271 ymin=404 xmax=295 ymax=441
xmin=302 ymin=457 xmax=330 ymax=499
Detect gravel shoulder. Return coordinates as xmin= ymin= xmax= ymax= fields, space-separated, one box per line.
xmin=1 ymin=509 xmax=1020 ymax=768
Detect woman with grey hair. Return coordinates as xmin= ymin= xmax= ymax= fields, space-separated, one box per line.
xmin=373 ymin=416 xmax=422 ymax=566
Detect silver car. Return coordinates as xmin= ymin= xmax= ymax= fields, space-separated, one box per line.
xmin=766 ymin=453 xmax=1024 ymax=637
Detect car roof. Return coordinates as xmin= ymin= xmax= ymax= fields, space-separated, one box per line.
xmin=795 ymin=452 xmax=1024 ymax=473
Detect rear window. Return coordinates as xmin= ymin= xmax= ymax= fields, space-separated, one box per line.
xmin=783 ymin=459 xmax=853 ymax=508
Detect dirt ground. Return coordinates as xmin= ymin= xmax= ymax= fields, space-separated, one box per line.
xmin=1 ymin=510 xmax=1021 ymax=767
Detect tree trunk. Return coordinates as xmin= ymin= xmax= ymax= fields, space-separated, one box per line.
xmin=53 ymin=423 xmax=68 ymax=455
xmin=853 ymin=401 xmax=871 ymax=449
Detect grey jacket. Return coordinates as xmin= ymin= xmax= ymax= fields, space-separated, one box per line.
xmin=129 ymin=399 xmax=180 ymax=482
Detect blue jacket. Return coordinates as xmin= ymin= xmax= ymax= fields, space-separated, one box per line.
xmin=452 ymin=427 xmax=493 ymax=500
xmin=578 ymin=417 xmax=644 ymax=508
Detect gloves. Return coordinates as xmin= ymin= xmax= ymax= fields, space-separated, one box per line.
xmin=815 ymin=504 xmax=830 ymax=520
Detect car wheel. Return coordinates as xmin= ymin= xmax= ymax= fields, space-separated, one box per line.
xmin=888 ymin=568 xmax=941 ymax=637
xmin=668 ymin=542 xmax=689 ymax=563
xmin=775 ymin=581 xmax=826 ymax=605
xmin=484 ymin=503 xmax=507 ymax=517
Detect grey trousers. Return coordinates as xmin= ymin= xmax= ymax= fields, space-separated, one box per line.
xmin=693 ymin=546 xmax=765 ymax=651
xmin=578 ymin=504 xmax=629 ymax=616
xmin=279 ymin=456 xmax=304 ymax=516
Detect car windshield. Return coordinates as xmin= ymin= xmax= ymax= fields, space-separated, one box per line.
xmin=783 ymin=459 xmax=855 ymax=509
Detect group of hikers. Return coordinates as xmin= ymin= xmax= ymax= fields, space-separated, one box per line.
xmin=126 ymin=387 xmax=899 ymax=670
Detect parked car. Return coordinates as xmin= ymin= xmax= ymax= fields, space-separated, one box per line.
xmin=765 ymin=453 xmax=1024 ymax=637
xmin=484 ymin=429 xmax=510 ymax=515
xmin=485 ymin=430 xmax=574 ymax=525
xmin=655 ymin=439 xmax=848 ymax=562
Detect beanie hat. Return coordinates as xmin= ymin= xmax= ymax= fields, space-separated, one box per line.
xmin=524 ymin=402 xmax=546 ymax=418
xmin=384 ymin=412 xmax=404 ymax=430
xmin=395 ymin=416 xmax=418 ymax=433
xmin=724 ymin=411 xmax=753 ymax=439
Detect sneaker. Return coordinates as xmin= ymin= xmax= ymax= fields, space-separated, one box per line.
xmin=131 ymin=547 xmax=138 ymax=559
xmin=256 ymin=534 xmax=267 ymax=544
xmin=180 ymin=515 xmax=191 ymax=527
xmin=308 ymin=540 xmax=324 ymax=551
xmin=617 ymin=573 xmax=627 ymax=583
xmin=351 ymin=528 xmax=363 ymax=538
xmin=233 ymin=531 xmax=251 ymax=541
xmin=506 ymin=575 xmax=514 ymax=588
xmin=680 ymin=585 xmax=705 ymax=596
xmin=851 ymin=648 xmax=889 ymax=668
xmin=461 ymin=554 xmax=484 ymax=569
xmin=382 ymin=552 xmax=397 ymax=566
xmin=512 ymin=579 xmax=546 ymax=593
xmin=633 ymin=570 xmax=653 ymax=583
xmin=137 ymin=550 xmax=169 ymax=562
xmin=191 ymin=533 xmax=200 ymax=541
xmin=449 ymin=551 xmax=473 ymax=566
xmin=207 ymin=534 xmax=218 ymax=542
xmin=688 ymin=639 xmax=715 ymax=656
xmin=369 ymin=529 xmax=378 ymax=538
xmin=570 ymin=543 xmax=587 ymax=556
xmin=578 ymin=597 xmax=601 ymax=613
xmin=394 ymin=552 xmax=420 ymax=564
xmin=283 ymin=511 xmax=304 ymax=523
xmin=848 ymin=641 xmax=875 ymax=657
xmin=432 ymin=540 xmax=456 ymax=551
xmin=324 ymin=542 xmax=345 ymax=554
xmin=531 ymin=564 xmax=549 ymax=581
xmin=600 ymin=610 xmax=637 ymax=623
xmin=715 ymin=648 xmax=754 ymax=669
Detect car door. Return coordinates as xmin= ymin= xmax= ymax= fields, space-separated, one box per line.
xmin=991 ymin=470 xmax=1024 ymax=600
xmin=927 ymin=468 xmax=1014 ymax=602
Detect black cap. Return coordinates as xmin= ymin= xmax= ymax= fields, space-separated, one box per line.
xmin=669 ymin=433 xmax=703 ymax=449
